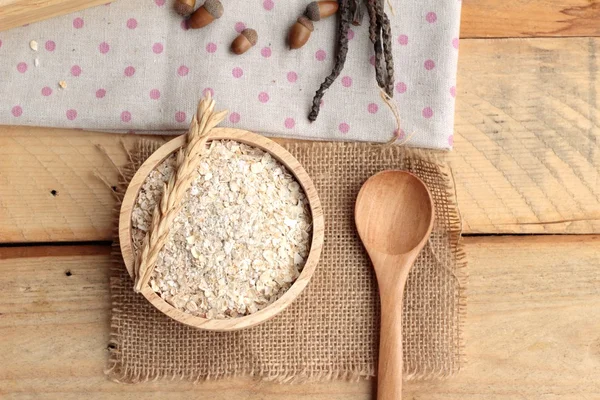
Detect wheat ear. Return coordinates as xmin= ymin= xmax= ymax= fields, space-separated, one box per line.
xmin=134 ymin=94 xmax=228 ymax=292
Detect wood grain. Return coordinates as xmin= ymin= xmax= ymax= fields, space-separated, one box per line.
xmin=0 ymin=38 xmax=599 ymax=241
xmin=0 ymin=0 xmax=109 ymax=32
xmin=461 ymin=0 xmax=600 ymax=38
xmin=1 ymin=235 xmax=599 ymax=399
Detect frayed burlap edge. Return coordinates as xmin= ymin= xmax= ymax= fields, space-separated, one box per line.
xmin=105 ymin=139 xmax=467 ymax=384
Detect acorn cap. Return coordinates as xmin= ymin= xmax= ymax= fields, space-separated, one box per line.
xmin=174 ymin=0 xmax=195 ymax=16
xmin=241 ymin=28 xmax=258 ymax=46
xmin=297 ymin=16 xmax=314 ymax=32
xmin=203 ymin=0 xmax=224 ymax=18
xmin=305 ymin=2 xmax=321 ymax=22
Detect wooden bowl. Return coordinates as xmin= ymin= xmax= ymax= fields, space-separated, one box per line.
xmin=119 ymin=128 xmax=324 ymax=331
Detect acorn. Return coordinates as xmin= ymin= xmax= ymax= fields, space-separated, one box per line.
xmin=305 ymin=1 xmax=339 ymax=22
xmin=174 ymin=0 xmax=195 ymax=17
xmin=288 ymin=16 xmax=314 ymax=49
xmin=231 ymin=28 xmax=258 ymax=55
xmin=188 ymin=0 xmax=224 ymax=29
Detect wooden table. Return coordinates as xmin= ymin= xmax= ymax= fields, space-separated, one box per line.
xmin=1 ymin=1 xmax=600 ymax=398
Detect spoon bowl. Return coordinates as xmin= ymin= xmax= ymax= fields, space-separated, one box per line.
xmin=355 ymin=171 xmax=433 ymax=255
xmin=355 ymin=170 xmax=434 ymax=400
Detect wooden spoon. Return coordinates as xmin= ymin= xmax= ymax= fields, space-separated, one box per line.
xmin=355 ymin=171 xmax=434 ymax=400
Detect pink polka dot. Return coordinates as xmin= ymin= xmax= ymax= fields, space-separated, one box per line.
xmin=203 ymin=87 xmax=214 ymax=97
xmin=126 ymin=18 xmax=138 ymax=29
xmin=175 ymin=111 xmax=186 ymax=123
xmin=45 ymin=40 xmax=56 ymax=52
xmin=16 ymin=62 xmax=27 ymax=73
xmin=424 ymin=59 xmax=435 ymax=70
xmin=422 ymin=107 xmax=433 ymax=119
xmin=149 ymin=89 xmax=161 ymax=100
xmin=397 ymin=35 xmax=408 ymax=45
xmin=155 ymin=0 xmax=165 ymax=6
xmin=73 ymin=17 xmax=84 ymax=29
xmin=258 ymin=92 xmax=270 ymax=103
xmin=368 ymin=103 xmax=378 ymax=114
xmin=152 ymin=42 xmax=164 ymax=54
xmin=66 ymin=109 xmax=77 ymax=120
xmin=263 ymin=0 xmax=274 ymax=10
xmin=261 ymin=47 xmax=272 ymax=58
xmin=0 ymin=40 xmax=3 ymax=49
xmin=232 ymin=67 xmax=244 ymax=78
xmin=235 ymin=22 xmax=246 ymax=33
xmin=178 ymin=65 xmax=189 ymax=76
xmin=450 ymin=86 xmax=457 ymax=98
xmin=287 ymin=71 xmax=298 ymax=83
xmin=99 ymin=42 xmax=110 ymax=54
xmin=284 ymin=118 xmax=295 ymax=129
xmin=124 ymin=66 xmax=136 ymax=77
xmin=347 ymin=29 xmax=355 ymax=40
xmin=448 ymin=135 xmax=454 ymax=146
xmin=11 ymin=105 xmax=22 ymax=117
xmin=229 ymin=112 xmax=241 ymax=123
xmin=339 ymin=122 xmax=350 ymax=134
xmin=96 ymin=88 xmax=106 ymax=98
xmin=396 ymin=82 xmax=407 ymax=94
xmin=369 ymin=55 xmax=376 ymax=66
xmin=41 ymin=86 xmax=52 ymax=96
xmin=121 ymin=111 xmax=131 ymax=123
xmin=315 ymin=49 xmax=327 ymax=61
xmin=71 ymin=65 xmax=82 ymax=77
xmin=452 ymin=37 xmax=459 ymax=49
xmin=206 ymin=42 xmax=217 ymax=53
xmin=394 ymin=129 xmax=406 ymax=140
xmin=341 ymin=76 xmax=352 ymax=88
xmin=426 ymin=12 xmax=437 ymax=23
xmin=180 ymin=20 xmax=189 ymax=30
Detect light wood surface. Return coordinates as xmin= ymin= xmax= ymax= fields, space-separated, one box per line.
xmin=2 ymin=235 xmax=599 ymax=399
xmin=1 ymin=38 xmax=598 ymax=241
xmin=0 ymin=0 xmax=109 ymax=32
xmin=355 ymin=171 xmax=434 ymax=400
xmin=461 ymin=0 xmax=600 ymax=38
xmin=118 ymin=130 xmax=325 ymax=331
xmin=1 ymin=4 xmax=600 ymax=398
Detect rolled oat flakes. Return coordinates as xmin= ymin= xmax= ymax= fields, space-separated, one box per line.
xmin=131 ymin=140 xmax=312 ymax=319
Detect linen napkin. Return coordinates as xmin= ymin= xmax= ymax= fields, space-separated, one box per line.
xmin=0 ymin=0 xmax=461 ymax=148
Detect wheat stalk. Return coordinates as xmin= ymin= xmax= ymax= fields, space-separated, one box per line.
xmin=134 ymin=94 xmax=228 ymax=293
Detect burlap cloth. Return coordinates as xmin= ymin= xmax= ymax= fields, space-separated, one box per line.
xmin=107 ymin=139 xmax=466 ymax=383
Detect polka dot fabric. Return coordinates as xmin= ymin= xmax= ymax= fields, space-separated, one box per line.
xmin=0 ymin=0 xmax=461 ymax=149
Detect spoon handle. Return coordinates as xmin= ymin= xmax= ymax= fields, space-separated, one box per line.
xmin=377 ymin=282 xmax=406 ymax=400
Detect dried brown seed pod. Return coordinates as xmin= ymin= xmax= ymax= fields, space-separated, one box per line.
xmin=305 ymin=1 xmax=339 ymax=21
xmin=188 ymin=0 xmax=224 ymax=29
xmin=174 ymin=0 xmax=196 ymax=16
xmin=288 ymin=16 xmax=314 ymax=49
xmin=231 ymin=28 xmax=258 ymax=55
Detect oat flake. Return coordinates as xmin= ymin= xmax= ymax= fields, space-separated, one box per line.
xmin=131 ymin=140 xmax=312 ymax=319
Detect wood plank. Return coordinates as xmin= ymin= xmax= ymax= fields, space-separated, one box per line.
xmin=1 ymin=236 xmax=599 ymax=399
xmin=461 ymin=0 xmax=600 ymax=38
xmin=0 ymin=0 xmax=109 ymax=32
xmin=453 ymin=37 xmax=600 ymax=233
xmin=1 ymin=38 xmax=599 ymax=241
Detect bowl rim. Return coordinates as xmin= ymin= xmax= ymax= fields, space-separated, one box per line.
xmin=119 ymin=128 xmax=324 ymax=331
